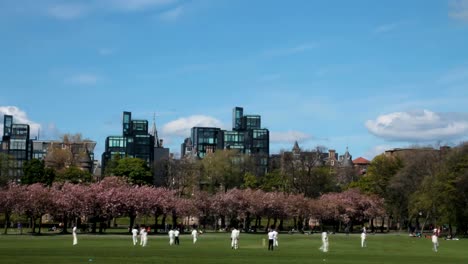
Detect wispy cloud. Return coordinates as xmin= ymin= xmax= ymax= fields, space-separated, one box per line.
xmin=374 ymin=22 xmax=399 ymax=33
xmin=98 ymin=48 xmax=115 ymax=56
xmin=47 ymin=3 xmax=89 ymax=20
xmin=258 ymin=74 xmax=281 ymax=82
xmin=366 ymin=109 xmax=468 ymax=142
xmin=364 ymin=145 xmax=394 ymax=160
xmin=162 ymin=115 xmax=224 ymax=137
xmin=67 ymin=74 xmax=100 ymax=85
xmin=262 ymin=43 xmax=318 ymax=58
xmin=270 ymin=130 xmax=312 ymax=143
xmin=158 ymin=5 xmax=184 ymax=21
xmin=108 ymin=0 xmax=177 ymax=11
xmin=0 ymin=106 xmax=41 ymax=137
xmin=449 ymin=0 xmax=468 ymax=22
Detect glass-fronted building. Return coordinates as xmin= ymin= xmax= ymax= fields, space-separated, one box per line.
xmin=102 ymin=111 xmax=169 ymax=183
xmin=102 ymin=112 xmax=155 ymax=171
xmin=0 ymin=115 xmax=33 ymax=182
xmin=185 ymin=107 xmax=269 ymax=174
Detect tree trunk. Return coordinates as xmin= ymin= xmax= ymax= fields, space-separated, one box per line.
xmin=61 ymin=215 xmax=69 ymax=234
xmin=3 ymin=212 xmax=10 ymax=234
xmin=172 ymin=210 xmax=177 ymax=229
xmin=129 ymin=213 xmax=136 ymax=233
xmin=420 ymin=213 xmax=430 ymax=235
xmin=38 ymin=214 xmax=43 ymax=234
xmin=265 ymin=217 xmax=271 ymax=232
xmin=32 ymin=217 xmax=36 ymax=233
xmin=273 ymin=217 xmax=278 ymax=229
xmin=154 ymin=213 xmax=160 ymax=233
xmin=279 ymin=218 xmax=284 ymax=231
xmin=162 ymin=214 xmax=167 ymax=231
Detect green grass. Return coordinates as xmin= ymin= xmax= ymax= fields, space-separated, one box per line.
xmin=0 ymin=232 xmax=466 ymax=264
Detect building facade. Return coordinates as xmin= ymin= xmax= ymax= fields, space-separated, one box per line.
xmin=183 ymin=106 xmax=269 ymax=174
xmin=33 ymin=140 xmax=96 ymax=174
xmin=0 ymin=115 xmax=33 ymax=182
xmin=102 ymin=111 xmax=169 ymax=183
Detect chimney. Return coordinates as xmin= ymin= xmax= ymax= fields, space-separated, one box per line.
xmin=329 ymin=149 xmax=336 ymax=160
xmin=159 ymin=139 xmax=164 ymax=147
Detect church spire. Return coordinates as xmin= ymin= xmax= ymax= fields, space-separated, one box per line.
xmin=152 ymin=113 xmax=160 ymax=148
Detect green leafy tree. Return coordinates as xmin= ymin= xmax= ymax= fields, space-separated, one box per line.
xmin=201 ymin=150 xmax=244 ymax=193
xmin=111 ymin=157 xmax=152 ymax=185
xmin=259 ymin=170 xmax=288 ymax=192
xmin=22 ymin=159 xmax=55 ymax=185
xmin=242 ymin=172 xmax=258 ymax=189
xmin=56 ymin=166 xmax=92 ymax=184
xmin=0 ymin=153 xmax=14 ymax=186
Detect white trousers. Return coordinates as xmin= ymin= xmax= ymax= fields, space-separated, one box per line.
xmin=169 ymin=237 xmax=174 ymax=245
xmin=193 ymin=237 xmax=197 ymax=244
xmin=133 ymin=235 xmax=138 ymax=246
xmin=231 ymin=238 xmax=239 ymax=249
xmin=73 ymin=234 xmax=78 ymax=245
xmin=320 ymin=241 xmax=328 ymax=252
xmin=361 ymin=238 xmax=366 ymax=248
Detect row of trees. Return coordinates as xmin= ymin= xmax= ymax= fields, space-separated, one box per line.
xmin=350 ymin=143 xmax=468 ymax=236
xmin=0 ymin=176 xmax=384 ymax=235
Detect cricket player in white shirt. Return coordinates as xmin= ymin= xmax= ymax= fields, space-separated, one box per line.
xmin=267 ymin=229 xmax=275 ymax=250
xmin=231 ymin=227 xmax=240 ymax=249
xmin=72 ymin=226 xmax=78 ymax=245
xmin=273 ymin=229 xmax=279 ymax=247
xmin=132 ymin=226 xmax=139 ymax=246
xmin=168 ymin=228 xmax=175 ymax=245
xmin=320 ymin=231 xmax=329 ymax=252
xmin=191 ymin=228 xmax=199 ymax=244
xmin=361 ymin=231 xmax=367 ymax=248
xmin=432 ymin=229 xmax=439 ymax=252
xmin=174 ymin=228 xmax=180 ymax=245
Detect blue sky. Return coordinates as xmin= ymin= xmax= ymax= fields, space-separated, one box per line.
xmin=1 ymin=0 xmax=468 ymax=161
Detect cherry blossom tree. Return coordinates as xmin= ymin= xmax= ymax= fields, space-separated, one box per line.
xmin=0 ymin=183 xmax=26 ymax=234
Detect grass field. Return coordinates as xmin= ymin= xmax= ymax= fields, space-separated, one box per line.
xmin=0 ymin=232 xmax=466 ymax=264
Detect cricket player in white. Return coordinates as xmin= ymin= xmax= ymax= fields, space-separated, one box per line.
xmin=267 ymin=230 xmax=275 ymax=250
xmin=140 ymin=227 xmax=145 ymax=246
xmin=72 ymin=226 xmax=78 ymax=245
xmin=191 ymin=228 xmax=198 ymax=244
xmin=273 ymin=229 xmax=279 ymax=247
xmin=174 ymin=228 xmax=180 ymax=245
xmin=432 ymin=229 xmax=439 ymax=252
xmin=132 ymin=227 xmax=139 ymax=246
xmin=168 ymin=228 xmax=175 ymax=245
xmin=320 ymin=231 xmax=329 ymax=252
xmin=231 ymin=228 xmax=240 ymax=249
xmin=361 ymin=231 xmax=367 ymax=248
xmin=140 ymin=228 xmax=148 ymax=247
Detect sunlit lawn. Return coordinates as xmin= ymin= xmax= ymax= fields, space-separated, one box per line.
xmin=0 ymin=232 xmax=466 ymax=264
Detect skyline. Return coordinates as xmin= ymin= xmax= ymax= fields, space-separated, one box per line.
xmin=1 ymin=0 xmax=468 ymax=160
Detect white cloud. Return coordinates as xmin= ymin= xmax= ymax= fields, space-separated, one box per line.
xmin=374 ymin=23 xmax=399 ymax=33
xmin=0 ymin=106 xmax=41 ymax=138
xmin=98 ymin=48 xmax=114 ymax=56
xmin=47 ymin=3 xmax=89 ymax=20
xmin=67 ymin=74 xmax=100 ymax=85
xmin=108 ymin=0 xmax=177 ymax=11
xmin=364 ymin=145 xmax=393 ymax=160
xmin=262 ymin=43 xmax=318 ymax=57
xmin=270 ymin=131 xmax=312 ymax=143
xmin=449 ymin=0 xmax=468 ymax=22
xmin=366 ymin=110 xmax=468 ymax=141
xmin=162 ymin=115 xmax=223 ymax=137
xmin=158 ymin=5 xmax=184 ymax=21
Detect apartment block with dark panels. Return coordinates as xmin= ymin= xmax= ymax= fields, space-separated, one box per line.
xmin=0 ymin=115 xmax=33 ymax=182
xmin=102 ymin=111 xmax=155 ymax=173
xmin=102 ymin=111 xmax=169 ymax=181
xmin=186 ymin=107 xmax=269 ymax=175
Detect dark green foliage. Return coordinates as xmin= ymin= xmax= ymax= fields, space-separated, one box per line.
xmin=22 ymin=159 xmax=55 ymax=186
xmin=111 ymin=157 xmax=152 ymax=185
